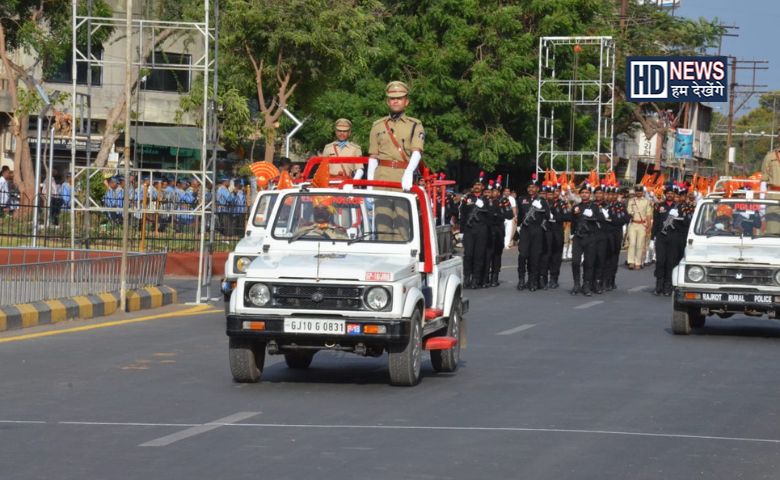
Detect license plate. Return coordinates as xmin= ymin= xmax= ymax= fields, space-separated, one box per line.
xmin=284 ymin=318 xmax=345 ymax=335
xmin=699 ymin=293 xmax=774 ymax=304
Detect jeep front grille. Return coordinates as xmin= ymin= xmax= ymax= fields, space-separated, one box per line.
xmin=269 ymin=284 xmax=365 ymax=310
xmin=705 ymin=267 xmax=774 ymax=286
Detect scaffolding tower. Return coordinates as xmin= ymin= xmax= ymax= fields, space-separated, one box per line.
xmin=536 ymin=36 xmax=615 ymax=175
xmin=69 ymin=0 xmax=218 ymax=303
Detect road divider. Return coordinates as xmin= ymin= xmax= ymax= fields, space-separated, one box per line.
xmin=0 ymin=286 xmax=177 ymax=333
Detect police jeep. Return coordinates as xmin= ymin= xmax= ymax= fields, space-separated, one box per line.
xmin=225 ymin=178 xmax=467 ymax=386
xmin=671 ymin=180 xmax=780 ymax=334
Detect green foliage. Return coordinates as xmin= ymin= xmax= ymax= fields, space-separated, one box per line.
xmin=177 ymin=78 xmax=253 ymax=149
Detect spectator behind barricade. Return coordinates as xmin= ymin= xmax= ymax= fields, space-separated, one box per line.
xmin=0 ymin=166 xmax=10 ymax=216
xmin=232 ymin=178 xmax=248 ymax=236
xmin=102 ymin=176 xmax=122 ymax=224
xmin=60 ymin=172 xmax=72 ymax=211
xmin=216 ymin=176 xmax=233 ymax=235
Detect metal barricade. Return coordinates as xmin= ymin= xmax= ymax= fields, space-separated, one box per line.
xmin=0 ymin=248 xmax=166 ymax=306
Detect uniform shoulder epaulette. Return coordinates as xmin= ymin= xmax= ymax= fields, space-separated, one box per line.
xmin=404 ymin=115 xmax=422 ymax=124
xmin=372 ymin=117 xmax=388 ymax=127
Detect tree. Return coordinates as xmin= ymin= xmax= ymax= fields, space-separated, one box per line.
xmin=0 ymin=0 xmax=111 ymax=201
xmin=218 ymin=0 xmax=385 ymax=163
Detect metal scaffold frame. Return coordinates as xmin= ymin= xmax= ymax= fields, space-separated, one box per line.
xmin=536 ymin=36 xmax=616 ymax=175
xmin=69 ymin=0 xmax=218 ymax=303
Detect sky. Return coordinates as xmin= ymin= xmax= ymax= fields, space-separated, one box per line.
xmin=675 ymin=0 xmax=780 ymax=116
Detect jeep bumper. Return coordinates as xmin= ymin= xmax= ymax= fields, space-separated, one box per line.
xmin=675 ymin=289 xmax=780 ymax=317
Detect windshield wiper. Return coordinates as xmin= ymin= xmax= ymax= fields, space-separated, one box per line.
xmin=347 ymin=230 xmax=401 ymax=245
xmin=288 ymin=229 xmax=334 ymax=243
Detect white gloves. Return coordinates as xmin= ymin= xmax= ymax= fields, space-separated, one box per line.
xmin=601 ymin=208 xmax=610 ymax=220
xmin=584 ymin=208 xmax=593 ymax=218
xmin=401 ymin=151 xmax=422 ymax=191
xmin=401 ymin=169 xmax=414 ymax=191
xmin=343 ymin=184 xmax=354 ymax=192
xmin=353 ymin=169 xmax=364 ymax=180
xmin=475 ymin=199 xmax=484 ymax=208
xmin=366 ymin=158 xmax=378 ymax=181
xmin=532 ymin=199 xmax=542 ymax=209
xmin=669 ymin=208 xmax=679 ymax=217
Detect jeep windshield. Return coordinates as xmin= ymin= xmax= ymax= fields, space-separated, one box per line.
xmin=271 ymin=192 xmax=413 ymax=243
xmin=694 ymin=200 xmax=780 ymax=238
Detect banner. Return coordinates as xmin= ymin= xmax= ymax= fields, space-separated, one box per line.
xmin=626 ymin=56 xmax=728 ymax=103
xmin=674 ymin=128 xmax=693 ymax=159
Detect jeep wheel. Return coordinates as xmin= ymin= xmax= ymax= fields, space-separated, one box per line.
xmin=388 ymin=309 xmax=423 ymax=386
xmin=689 ymin=310 xmax=706 ymax=329
xmin=672 ymin=309 xmax=691 ymax=335
xmin=431 ymin=298 xmax=462 ymax=373
xmin=229 ymin=338 xmax=266 ymax=383
xmin=284 ymin=351 xmax=315 ymax=369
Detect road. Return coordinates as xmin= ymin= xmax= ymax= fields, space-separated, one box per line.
xmin=2 ymin=253 xmax=780 ymax=479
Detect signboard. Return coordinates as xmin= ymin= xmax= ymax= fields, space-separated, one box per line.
xmin=626 ymin=56 xmax=728 ymax=102
xmin=674 ymin=128 xmax=693 ymax=158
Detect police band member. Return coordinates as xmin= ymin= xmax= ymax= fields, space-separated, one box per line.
xmin=540 ymin=183 xmax=571 ymax=290
xmin=484 ymin=179 xmax=514 ymax=287
xmin=601 ymin=186 xmax=629 ymax=291
xmin=323 ymin=118 xmax=362 ymax=178
xmin=516 ymin=178 xmax=549 ymax=292
xmin=570 ymin=185 xmax=603 ymax=296
xmin=459 ymin=180 xmax=490 ymax=289
xmin=652 ymin=185 xmax=685 ymax=296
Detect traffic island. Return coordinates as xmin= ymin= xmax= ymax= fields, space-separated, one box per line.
xmin=0 ymin=286 xmax=178 ymax=332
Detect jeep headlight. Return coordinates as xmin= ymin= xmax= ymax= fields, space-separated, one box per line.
xmin=687 ymin=265 xmax=705 ymax=283
xmin=247 ymin=283 xmax=271 ymax=307
xmin=234 ymin=256 xmax=255 ymax=274
xmin=364 ymin=287 xmax=390 ymax=311
xmin=775 ymin=270 xmax=780 ymax=285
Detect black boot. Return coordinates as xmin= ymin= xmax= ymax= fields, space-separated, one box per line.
xmin=516 ymin=280 xmax=527 ymax=291
xmin=653 ymin=278 xmax=663 ymax=296
xmin=570 ymin=281 xmax=580 ymax=295
xmin=540 ymin=275 xmax=549 ymax=290
xmin=609 ymin=276 xmax=617 ymax=291
xmin=582 ymin=281 xmax=593 ymax=296
xmin=594 ymin=280 xmax=604 ymax=295
xmin=490 ymin=272 xmax=500 ymax=288
xmin=549 ymin=276 xmax=559 ymax=289
xmin=663 ymin=280 xmax=673 ymax=296
xmin=528 ymin=278 xmax=538 ymax=292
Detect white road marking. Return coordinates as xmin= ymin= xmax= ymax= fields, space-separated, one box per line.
xmin=496 ymin=324 xmax=536 ymax=336
xmin=139 ymin=412 xmax=260 ymax=447
xmin=575 ymin=300 xmax=604 ymax=309
xmin=628 ymin=285 xmax=649 ymax=293
xmin=5 ymin=419 xmax=780 ymax=445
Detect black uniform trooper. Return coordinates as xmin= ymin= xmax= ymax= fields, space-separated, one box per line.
xmin=485 ymin=179 xmax=514 ymax=287
xmin=676 ymin=184 xmax=695 ymax=265
xmin=459 ymin=180 xmax=490 ymax=289
xmin=570 ymin=185 xmax=604 ymax=296
xmin=652 ymin=185 xmax=683 ymax=296
xmin=540 ymin=184 xmax=569 ymax=289
xmin=601 ymin=186 xmax=629 ymax=291
xmin=516 ymin=178 xmax=549 ymax=292
xmin=591 ymin=186 xmax=611 ymax=294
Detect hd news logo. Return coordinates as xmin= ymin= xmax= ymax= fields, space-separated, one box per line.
xmin=626 ymin=56 xmax=728 ymax=103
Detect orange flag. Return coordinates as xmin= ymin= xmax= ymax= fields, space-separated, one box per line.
xmin=312 ymin=159 xmax=331 ymax=188
xmin=277 ymin=170 xmax=293 ymax=190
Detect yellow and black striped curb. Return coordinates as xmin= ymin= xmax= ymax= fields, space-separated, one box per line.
xmin=0 ymin=286 xmax=177 ymax=333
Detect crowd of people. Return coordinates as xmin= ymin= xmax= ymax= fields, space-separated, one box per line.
xmin=451 ymin=172 xmax=701 ymax=297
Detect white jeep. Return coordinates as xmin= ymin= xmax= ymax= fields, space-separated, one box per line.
xmin=671 ymin=185 xmax=780 ymax=334
xmin=225 ymin=181 xmax=467 ymax=386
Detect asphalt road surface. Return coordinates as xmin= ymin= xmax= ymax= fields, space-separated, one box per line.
xmin=2 ymin=253 xmax=780 ymax=479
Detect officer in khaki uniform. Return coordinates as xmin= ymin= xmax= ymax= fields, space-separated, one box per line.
xmin=323 ymin=118 xmax=362 ymax=178
xmin=762 ymin=148 xmax=780 ymax=234
xmin=626 ymin=185 xmax=653 ymax=270
xmin=364 ymin=81 xmax=425 ymax=241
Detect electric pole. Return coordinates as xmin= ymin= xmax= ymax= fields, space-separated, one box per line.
xmin=723 ymin=58 xmax=769 ymax=176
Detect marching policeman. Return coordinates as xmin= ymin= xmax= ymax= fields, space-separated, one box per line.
xmin=602 ymin=186 xmax=629 ymax=291
xmin=516 ymin=179 xmax=549 ymax=292
xmin=652 ymin=185 xmax=682 ymax=296
xmin=459 ymin=180 xmax=490 ymax=289
xmin=541 ymin=184 xmax=570 ymax=289
xmin=485 ymin=182 xmax=514 ymax=287
xmin=323 ymin=118 xmax=362 ymax=178
xmin=570 ymin=186 xmax=603 ymax=296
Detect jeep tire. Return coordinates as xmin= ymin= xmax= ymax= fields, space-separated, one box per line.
xmin=672 ymin=308 xmax=692 ymax=335
xmin=431 ymin=297 xmax=462 ymax=373
xmin=284 ymin=351 xmax=315 ymax=369
xmin=388 ymin=309 xmax=423 ymax=386
xmin=229 ymin=337 xmax=266 ymax=383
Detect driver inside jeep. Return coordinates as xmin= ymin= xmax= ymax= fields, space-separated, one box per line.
xmin=291 ymin=199 xmax=348 ymax=240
